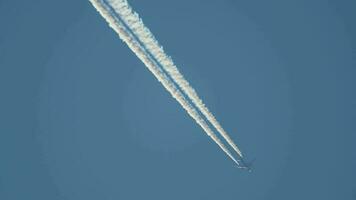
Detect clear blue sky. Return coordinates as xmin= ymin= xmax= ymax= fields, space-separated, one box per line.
xmin=0 ymin=0 xmax=355 ymax=199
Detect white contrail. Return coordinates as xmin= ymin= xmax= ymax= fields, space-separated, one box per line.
xmin=105 ymin=0 xmax=244 ymax=157
xmin=89 ymin=0 xmax=240 ymax=165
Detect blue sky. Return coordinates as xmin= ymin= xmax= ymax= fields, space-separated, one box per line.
xmin=0 ymin=0 xmax=355 ymax=199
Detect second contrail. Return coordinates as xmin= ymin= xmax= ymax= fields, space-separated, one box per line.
xmin=89 ymin=0 xmax=241 ymax=165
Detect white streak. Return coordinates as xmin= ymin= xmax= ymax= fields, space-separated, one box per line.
xmin=106 ymin=0 xmax=243 ymax=157
xmin=89 ymin=0 xmax=240 ymax=165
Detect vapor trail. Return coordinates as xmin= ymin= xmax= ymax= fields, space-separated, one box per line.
xmin=105 ymin=0 xmax=243 ymax=157
xmin=89 ymin=0 xmax=240 ymax=165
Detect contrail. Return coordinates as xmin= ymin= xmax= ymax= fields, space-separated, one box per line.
xmin=105 ymin=0 xmax=244 ymax=158
xmin=89 ymin=0 xmax=240 ymax=165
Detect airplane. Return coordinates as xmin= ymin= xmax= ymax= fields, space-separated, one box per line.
xmin=237 ymin=158 xmax=255 ymax=172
